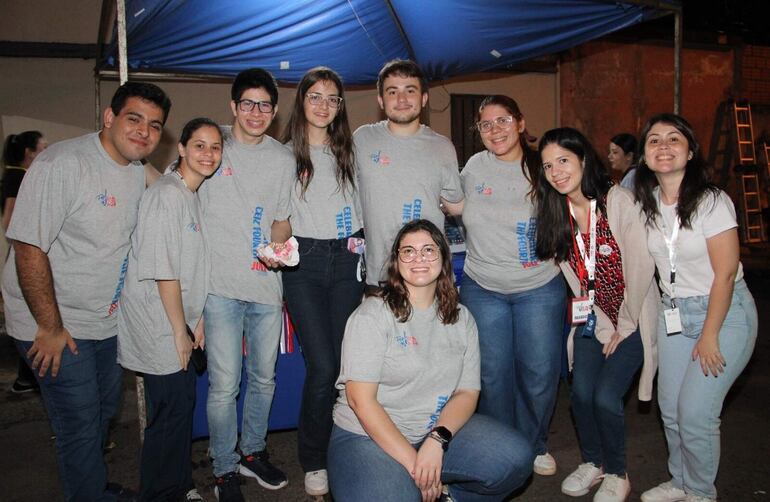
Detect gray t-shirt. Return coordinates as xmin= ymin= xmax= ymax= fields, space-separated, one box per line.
xmin=333 ymin=296 xmax=480 ymax=443
xmin=198 ymin=126 xmax=294 ymax=306
xmin=355 ymin=121 xmax=463 ymax=285
xmin=289 ymin=144 xmax=362 ymax=239
xmin=460 ymin=151 xmax=559 ymax=294
xmin=117 ymin=173 xmax=209 ymax=375
xmin=2 ymin=133 xmax=144 ymax=342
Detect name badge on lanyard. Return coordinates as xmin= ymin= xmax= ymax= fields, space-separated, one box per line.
xmin=660 ymin=200 xmax=682 ymax=336
xmin=568 ymin=199 xmax=597 ymax=338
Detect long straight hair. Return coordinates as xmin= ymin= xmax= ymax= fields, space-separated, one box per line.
xmin=282 ymin=67 xmax=355 ymax=199
xmin=477 ymin=95 xmax=541 ymax=199
xmin=375 ymin=219 xmax=460 ymax=325
xmin=535 ymin=127 xmax=612 ymax=262
xmin=3 ymin=131 xmax=43 ymax=166
xmin=634 ymin=113 xmax=719 ymax=229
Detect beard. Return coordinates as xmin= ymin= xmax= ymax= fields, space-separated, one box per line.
xmin=386 ymin=108 xmax=422 ymax=125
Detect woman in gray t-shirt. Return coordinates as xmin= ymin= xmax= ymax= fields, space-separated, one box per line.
xmin=448 ymin=95 xmax=567 ymax=476
xmin=328 ymin=219 xmax=533 ymax=502
xmin=117 ymin=118 xmax=222 ymax=501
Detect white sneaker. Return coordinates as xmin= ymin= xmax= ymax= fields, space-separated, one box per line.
xmin=184 ymin=488 xmax=204 ymax=501
xmin=641 ymin=481 xmax=687 ymax=502
xmin=304 ymin=469 xmax=329 ymax=496
xmin=684 ymin=495 xmax=716 ymax=502
xmin=594 ymin=474 xmax=630 ymax=502
xmin=561 ymin=463 xmax=603 ymax=496
xmin=533 ymin=452 xmax=557 ymax=476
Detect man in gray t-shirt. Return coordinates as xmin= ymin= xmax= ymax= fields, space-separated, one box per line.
xmin=199 ymin=68 xmax=293 ymax=497
xmin=355 ymin=60 xmax=464 ymax=286
xmin=1 ymin=82 xmax=170 ymax=501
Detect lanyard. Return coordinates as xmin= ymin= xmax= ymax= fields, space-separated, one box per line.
xmin=658 ymin=197 xmax=681 ymax=302
xmin=568 ymin=199 xmax=597 ymax=305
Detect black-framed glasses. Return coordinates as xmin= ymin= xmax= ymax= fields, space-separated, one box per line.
xmin=306 ymin=92 xmax=343 ymax=109
xmin=475 ymin=115 xmax=514 ymax=133
xmin=398 ymin=245 xmax=440 ymax=263
xmin=237 ymin=99 xmax=274 ymax=114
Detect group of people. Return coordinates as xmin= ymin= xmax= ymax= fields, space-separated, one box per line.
xmin=0 ymin=57 xmax=757 ymax=502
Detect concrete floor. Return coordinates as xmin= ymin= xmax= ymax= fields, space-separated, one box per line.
xmin=1 ymin=268 xmax=768 ymax=501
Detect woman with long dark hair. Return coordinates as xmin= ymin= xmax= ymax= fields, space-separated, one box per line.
xmin=117 ymin=118 xmax=222 ymax=502
xmin=447 ymin=95 xmax=566 ymax=475
xmin=280 ymin=66 xmax=364 ymax=497
xmin=634 ymin=114 xmax=757 ymax=502
xmin=328 ymin=219 xmax=533 ymax=502
xmin=536 ymin=127 xmax=658 ymax=502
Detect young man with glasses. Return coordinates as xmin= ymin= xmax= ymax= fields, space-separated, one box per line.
xmin=197 ymin=68 xmax=294 ymax=501
xmin=354 ymin=59 xmax=464 ymax=288
xmin=2 ymin=82 xmax=171 ymax=501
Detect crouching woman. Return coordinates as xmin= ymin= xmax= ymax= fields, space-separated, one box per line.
xmin=328 ymin=219 xmax=533 ymax=502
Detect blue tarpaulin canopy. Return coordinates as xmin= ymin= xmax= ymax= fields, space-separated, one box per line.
xmin=103 ymin=0 xmax=679 ymax=85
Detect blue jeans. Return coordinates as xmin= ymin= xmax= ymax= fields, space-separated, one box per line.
xmin=282 ymin=234 xmax=363 ymax=472
xmin=204 ymin=294 xmax=283 ymax=477
xmin=328 ymin=414 xmax=534 ymax=502
xmin=15 ymin=336 xmax=123 ymax=502
xmin=460 ymin=274 xmax=566 ymax=456
xmin=657 ymin=279 xmax=757 ymax=499
xmin=571 ymin=327 xmax=643 ymax=475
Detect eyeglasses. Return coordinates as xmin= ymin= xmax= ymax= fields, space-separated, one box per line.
xmin=476 ymin=115 xmax=514 ymax=133
xmin=306 ymin=92 xmax=343 ymax=108
xmin=398 ymin=245 xmax=440 ymax=263
xmin=237 ymin=99 xmax=274 ymax=114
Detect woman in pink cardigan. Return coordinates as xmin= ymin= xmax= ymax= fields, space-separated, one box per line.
xmin=535 ymin=127 xmax=659 ymax=502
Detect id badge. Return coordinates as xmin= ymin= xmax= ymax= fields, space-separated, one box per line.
xmin=571 ymin=296 xmax=592 ymax=325
xmin=664 ymin=307 xmax=682 ymax=336
xmin=347 ymin=237 xmax=365 ymax=255
xmin=581 ymin=312 xmax=596 ymax=338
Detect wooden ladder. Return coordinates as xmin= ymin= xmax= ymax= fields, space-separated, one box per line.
xmin=733 ymin=102 xmax=764 ymax=242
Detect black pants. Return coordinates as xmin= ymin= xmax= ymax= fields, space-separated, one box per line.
xmin=140 ymin=368 xmax=196 ymax=502
xmin=282 ymin=234 xmax=364 ymax=472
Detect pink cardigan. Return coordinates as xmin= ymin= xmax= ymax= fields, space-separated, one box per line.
xmin=560 ymin=186 xmax=659 ymax=401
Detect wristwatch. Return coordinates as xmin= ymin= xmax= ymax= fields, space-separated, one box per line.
xmin=429 ymin=426 xmax=453 ymax=451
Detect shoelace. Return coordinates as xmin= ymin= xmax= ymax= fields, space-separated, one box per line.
xmin=572 ymin=464 xmax=600 ymax=483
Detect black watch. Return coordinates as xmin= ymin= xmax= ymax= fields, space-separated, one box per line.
xmin=429 ymin=426 xmax=453 ymax=451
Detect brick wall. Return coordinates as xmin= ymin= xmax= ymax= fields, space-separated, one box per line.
xmin=741 ymin=44 xmax=770 ymax=104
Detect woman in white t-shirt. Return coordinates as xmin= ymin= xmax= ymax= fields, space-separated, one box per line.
xmin=633 ymin=114 xmax=757 ymax=502
xmin=328 ymin=219 xmax=533 ymax=502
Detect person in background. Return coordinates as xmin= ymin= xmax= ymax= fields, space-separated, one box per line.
xmin=634 ymin=114 xmax=757 ymax=502
xmin=2 ymin=130 xmax=47 ymax=394
xmin=607 ymin=133 xmax=637 ymax=190
xmin=328 ymin=219 xmax=533 ymax=502
xmin=536 ymin=127 xmax=658 ymax=502
xmin=281 ymin=66 xmax=364 ymax=497
xmin=118 ymin=118 xmax=222 ymax=502
xmin=1 ymin=82 xmax=171 ymax=501
xmin=445 ymin=95 xmax=566 ymax=476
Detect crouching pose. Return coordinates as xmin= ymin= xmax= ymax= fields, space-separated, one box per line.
xmin=118 ymin=118 xmax=223 ymax=501
xmin=328 ymin=219 xmax=533 ymax=502
xmin=536 ymin=128 xmax=659 ymax=502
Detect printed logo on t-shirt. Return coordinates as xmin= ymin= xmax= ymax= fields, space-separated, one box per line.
xmin=395 ymin=330 xmax=418 ymax=348
xmin=370 ymin=151 xmax=391 ymax=166
xmin=402 ymin=199 xmax=423 ymax=224
xmin=516 ymin=217 xmax=540 ymax=269
xmin=187 ymin=221 xmax=201 ymax=233
xmin=107 ymin=254 xmax=129 ymax=316
xmin=96 ymin=190 xmax=117 ymax=207
xmin=336 ymin=206 xmax=354 ymax=238
xmin=426 ymin=395 xmax=450 ymax=430
xmin=215 ymin=166 xmax=234 ymax=177
xmin=251 ymin=206 xmax=269 ymax=272
xmin=475 ymin=183 xmax=493 ymax=195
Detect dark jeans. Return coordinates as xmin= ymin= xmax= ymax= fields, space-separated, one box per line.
xmin=140 ymin=368 xmax=197 ymax=502
xmin=15 ymin=336 xmax=123 ymax=502
xmin=328 ymin=414 xmax=534 ymax=502
xmin=571 ymin=327 xmax=643 ymax=475
xmin=282 ymin=234 xmax=364 ymax=472
xmin=459 ymin=274 xmax=566 ymax=456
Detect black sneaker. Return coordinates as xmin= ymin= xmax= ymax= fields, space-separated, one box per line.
xmin=214 ymin=472 xmax=244 ymax=502
xmin=238 ymin=450 xmax=288 ymax=490
xmin=10 ymin=377 xmax=39 ymax=394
